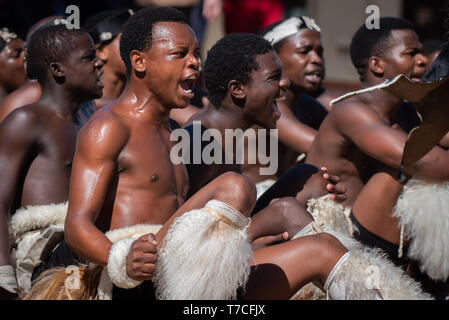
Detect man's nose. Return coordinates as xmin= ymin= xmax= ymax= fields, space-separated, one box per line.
xmin=279 ymin=73 xmax=290 ymax=90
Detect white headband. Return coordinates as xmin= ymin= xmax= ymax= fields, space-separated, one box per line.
xmin=263 ymin=16 xmax=321 ymax=46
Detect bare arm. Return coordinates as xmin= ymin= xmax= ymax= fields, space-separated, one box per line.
xmin=276 ymin=102 xmax=317 ymax=154
xmin=64 ymin=116 xmax=128 ymax=265
xmin=336 ymin=102 xmax=449 ymax=181
xmin=0 ymin=109 xmax=40 ymax=265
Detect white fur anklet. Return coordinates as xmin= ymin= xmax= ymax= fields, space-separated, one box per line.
xmin=107 ymin=238 xmax=142 ymax=289
xmin=0 ymin=265 xmax=18 ymax=294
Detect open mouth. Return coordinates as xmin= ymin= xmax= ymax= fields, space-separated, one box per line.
xmin=96 ymin=70 xmax=104 ymax=88
xmin=179 ymin=73 xmax=198 ymax=98
xmin=272 ymin=100 xmax=281 ymax=120
xmin=304 ymin=70 xmax=323 ymax=85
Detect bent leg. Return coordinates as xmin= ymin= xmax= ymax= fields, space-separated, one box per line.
xmin=155 ymin=172 xmax=256 ymax=243
xmin=248 ymin=197 xmax=314 ymax=242
xmin=242 ymin=233 xmax=347 ymax=300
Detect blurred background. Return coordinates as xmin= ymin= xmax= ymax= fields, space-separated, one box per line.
xmin=1 ymin=0 xmax=447 ymax=91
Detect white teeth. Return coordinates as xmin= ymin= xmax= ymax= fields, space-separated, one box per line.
xmin=187 ymin=75 xmax=197 ymax=80
xmin=184 ymin=89 xmax=193 ymax=94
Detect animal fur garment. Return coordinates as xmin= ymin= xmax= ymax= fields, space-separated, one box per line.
xmin=306 ymin=195 xmax=358 ymax=249
xmin=9 ymin=202 xmax=68 ymax=292
xmin=393 ymin=179 xmax=449 ymax=281
xmin=154 ymin=200 xmax=252 ymax=300
xmin=324 ymin=248 xmax=433 ymax=300
xmin=23 ymin=223 xmax=162 ymax=300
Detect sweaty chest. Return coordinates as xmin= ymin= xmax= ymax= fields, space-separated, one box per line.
xmin=118 ymin=126 xmax=188 ymax=193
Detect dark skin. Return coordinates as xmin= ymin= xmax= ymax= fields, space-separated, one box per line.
xmin=0 ymin=81 xmax=41 ymax=123
xmin=0 ymin=32 xmax=103 ymax=295
xmin=0 ymin=38 xmax=27 ymax=104
xmin=65 ymin=23 xmax=348 ymax=298
xmin=305 ymin=28 xmax=449 ymax=218
xmin=242 ymin=29 xmax=326 ymax=185
xmin=185 ymin=50 xmax=346 ymax=204
xmin=94 ymin=33 xmax=127 ymax=110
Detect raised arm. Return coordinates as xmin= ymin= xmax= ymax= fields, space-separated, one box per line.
xmin=0 ymin=109 xmax=40 ymax=266
xmin=64 ymin=116 xmax=128 ymax=265
xmin=336 ymin=102 xmax=449 ymax=181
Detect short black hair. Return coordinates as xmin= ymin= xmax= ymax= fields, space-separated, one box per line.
xmin=350 ymin=17 xmax=415 ymax=78
xmin=26 ymin=24 xmax=85 ymax=84
xmin=204 ymin=33 xmax=273 ymax=108
xmin=119 ymin=6 xmax=188 ymax=78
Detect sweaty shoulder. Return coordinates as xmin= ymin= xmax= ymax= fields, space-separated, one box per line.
xmin=77 ymin=106 xmax=130 ymax=159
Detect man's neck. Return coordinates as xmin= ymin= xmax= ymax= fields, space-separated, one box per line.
xmin=285 ymin=86 xmax=305 ymax=109
xmin=118 ymin=81 xmax=171 ymax=126
xmin=101 ymin=65 xmax=125 ymax=100
xmin=201 ymin=103 xmax=254 ymax=133
xmin=38 ymin=82 xmax=82 ymax=121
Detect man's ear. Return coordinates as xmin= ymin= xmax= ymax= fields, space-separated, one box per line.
xmin=228 ymin=80 xmax=245 ymax=100
xmin=130 ymin=50 xmax=147 ymax=74
xmin=50 ymin=62 xmax=64 ymax=78
xmin=368 ymin=56 xmax=385 ymax=76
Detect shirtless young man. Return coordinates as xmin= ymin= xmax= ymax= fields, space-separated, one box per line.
xmin=0 ymin=17 xmax=97 ymax=125
xmin=42 ymin=8 xmax=429 ymax=301
xmin=184 ymin=33 xmax=345 ymax=217
xmin=0 ymin=25 xmax=103 ymax=299
xmin=240 ymin=17 xmax=334 ymax=194
xmin=304 ymin=17 xmax=440 ymax=208
xmin=0 ymin=28 xmax=27 ymax=105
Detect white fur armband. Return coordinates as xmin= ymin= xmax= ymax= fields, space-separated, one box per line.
xmin=0 ymin=265 xmax=18 ymax=294
xmin=107 ymin=238 xmax=142 ymax=289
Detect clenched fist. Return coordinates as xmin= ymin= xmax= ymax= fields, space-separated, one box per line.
xmin=126 ymin=233 xmax=158 ymax=281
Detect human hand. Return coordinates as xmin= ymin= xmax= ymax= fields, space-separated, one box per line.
xmin=321 ymin=167 xmax=347 ymax=202
xmin=125 ymin=233 xmax=158 ymax=281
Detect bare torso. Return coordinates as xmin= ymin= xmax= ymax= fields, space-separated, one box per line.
xmin=3 ymin=105 xmax=78 ymax=211
xmin=89 ymin=104 xmax=189 ymax=232
xmin=305 ymin=98 xmax=386 ymax=207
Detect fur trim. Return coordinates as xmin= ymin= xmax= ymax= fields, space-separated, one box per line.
xmin=105 ymin=224 xmax=162 ymax=243
xmin=154 ymin=200 xmax=252 ymax=300
xmin=393 ymin=179 xmax=449 ymax=281
xmin=307 ymin=195 xmax=355 ymax=237
xmin=107 ymin=238 xmax=142 ymax=289
xmin=9 ymin=202 xmax=68 ymax=241
xmin=324 ymin=248 xmax=433 ymax=300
